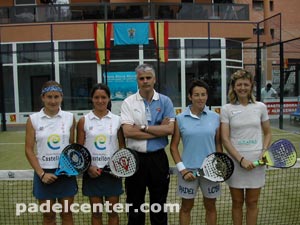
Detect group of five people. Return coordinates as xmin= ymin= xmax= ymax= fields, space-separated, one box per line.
xmin=25 ymin=64 xmax=272 ymax=225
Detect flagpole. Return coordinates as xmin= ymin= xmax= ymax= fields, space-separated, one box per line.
xmin=50 ymin=24 xmax=55 ymax=81
xmin=103 ymin=22 xmax=108 ymax=85
xmin=155 ymin=22 xmax=160 ymax=91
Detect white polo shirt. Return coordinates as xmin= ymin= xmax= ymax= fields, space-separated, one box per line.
xmin=121 ymin=90 xmax=175 ymax=153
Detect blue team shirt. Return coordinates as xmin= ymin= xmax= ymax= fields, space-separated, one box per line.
xmin=176 ymin=105 xmax=220 ymax=168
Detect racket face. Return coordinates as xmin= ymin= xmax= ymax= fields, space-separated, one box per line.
xmin=108 ymin=148 xmax=139 ymax=177
xmin=201 ymin=152 xmax=234 ymax=182
xmin=55 ymin=144 xmax=91 ymax=176
xmin=267 ymin=139 xmax=297 ymax=168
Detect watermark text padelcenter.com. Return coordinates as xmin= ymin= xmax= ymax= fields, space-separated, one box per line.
xmin=16 ymin=200 xmax=180 ymax=216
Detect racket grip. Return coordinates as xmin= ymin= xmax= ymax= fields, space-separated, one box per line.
xmin=253 ymin=160 xmax=262 ymax=167
xmin=96 ymin=168 xmax=102 ymax=175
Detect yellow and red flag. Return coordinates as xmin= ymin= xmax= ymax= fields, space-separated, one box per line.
xmin=150 ymin=21 xmax=169 ymax=62
xmin=94 ymin=22 xmax=112 ymax=64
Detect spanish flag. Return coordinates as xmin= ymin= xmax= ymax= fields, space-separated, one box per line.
xmin=94 ymin=22 xmax=112 ymax=64
xmin=150 ymin=21 xmax=169 ymax=62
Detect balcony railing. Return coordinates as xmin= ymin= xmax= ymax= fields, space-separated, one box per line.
xmin=0 ymin=2 xmax=249 ymax=24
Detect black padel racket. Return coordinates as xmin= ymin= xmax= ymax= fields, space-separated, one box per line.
xmin=253 ymin=139 xmax=297 ymax=168
xmin=55 ymin=144 xmax=91 ymax=176
xmin=193 ymin=152 xmax=234 ymax=182
xmin=98 ymin=148 xmax=139 ymax=177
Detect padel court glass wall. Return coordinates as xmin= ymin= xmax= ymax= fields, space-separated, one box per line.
xmin=0 ymin=37 xmax=244 ymax=123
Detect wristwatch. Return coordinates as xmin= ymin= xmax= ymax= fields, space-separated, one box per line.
xmin=140 ymin=124 xmax=148 ymax=132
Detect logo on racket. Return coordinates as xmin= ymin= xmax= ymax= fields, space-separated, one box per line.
xmin=68 ymin=150 xmax=84 ymax=169
xmin=117 ymin=156 xmax=131 ymax=171
xmin=47 ymin=134 xmax=61 ymax=150
xmin=213 ymin=158 xmax=227 ymax=177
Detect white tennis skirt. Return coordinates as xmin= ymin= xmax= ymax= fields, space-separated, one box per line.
xmin=226 ymin=150 xmax=266 ymax=189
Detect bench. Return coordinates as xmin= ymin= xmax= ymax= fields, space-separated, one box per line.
xmin=290 ymin=106 xmax=300 ymax=121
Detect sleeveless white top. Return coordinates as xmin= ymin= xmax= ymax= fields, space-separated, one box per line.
xmin=83 ymin=111 xmax=121 ymax=168
xmin=30 ymin=108 xmax=74 ymax=169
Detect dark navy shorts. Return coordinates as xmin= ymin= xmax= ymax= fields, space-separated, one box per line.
xmin=33 ymin=169 xmax=78 ymax=200
xmin=82 ymin=172 xmax=123 ymax=197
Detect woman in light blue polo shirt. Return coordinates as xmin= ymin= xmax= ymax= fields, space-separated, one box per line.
xmin=170 ymin=79 xmax=223 ymax=225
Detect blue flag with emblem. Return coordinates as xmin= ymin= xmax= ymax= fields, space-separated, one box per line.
xmin=114 ymin=22 xmax=149 ymax=45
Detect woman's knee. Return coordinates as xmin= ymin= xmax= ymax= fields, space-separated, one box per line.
xmin=43 ymin=211 xmax=56 ymax=222
xmin=181 ymin=200 xmax=194 ymax=213
xmin=203 ymin=198 xmax=216 ymax=212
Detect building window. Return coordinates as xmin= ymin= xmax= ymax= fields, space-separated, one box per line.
xmin=270 ymin=1 xmax=274 ymax=11
xmin=59 ymin=41 xmax=95 ymax=61
xmin=158 ymin=62 xmax=181 ymax=107
xmin=185 ymin=61 xmax=222 ymax=106
xmin=59 ymin=63 xmax=97 ymax=111
xmin=253 ymin=28 xmax=265 ymax=35
xmin=1 ymin=44 xmax=13 ymax=64
xmin=144 ymin=39 xmax=180 ymax=60
xmin=185 ymin=39 xmax=221 ymax=59
xmin=15 ymin=0 xmax=36 ymax=5
xmin=17 ymin=43 xmax=52 ymax=63
xmin=226 ymin=40 xmax=242 ymax=61
xmin=110 ymin=42 xmax=139 ymax=60
xmin=253 ymin=0 xmax=273 ymax=11
xmin=10 ymin=37 xmax=245 ymax=119
xmin=253 ymin=0 xmax=263 ymax=11
xmin=18 ymin=65 xmax=52 ymax=112
xmin=14 ymin=0 xmax=36 ymax=23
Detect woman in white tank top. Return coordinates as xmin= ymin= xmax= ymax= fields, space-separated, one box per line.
xmin=25 ymin=80 xmax=76 ymax=225
xmin=77 ymin=83 xmax=125 ymax=225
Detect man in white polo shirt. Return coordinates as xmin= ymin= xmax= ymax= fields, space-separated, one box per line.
xmin=121 ymin=63 xmax=175 ymax=225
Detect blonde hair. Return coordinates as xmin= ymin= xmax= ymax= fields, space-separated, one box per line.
xmin=228 ymin=69 xmax=256 ymax=104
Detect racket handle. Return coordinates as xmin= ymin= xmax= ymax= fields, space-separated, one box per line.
xmin=96 ymin=168 xmax=102 ymax=175
xmin=193 ymin=170 xmax=203 ymax=177
xmin=253 ymin=160 xmax=263 ymax=167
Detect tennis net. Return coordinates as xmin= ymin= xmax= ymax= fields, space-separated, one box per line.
xmin=1 ymin=161 xmax=299 ymax=225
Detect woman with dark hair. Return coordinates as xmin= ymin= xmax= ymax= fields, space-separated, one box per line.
xmin=220 ymin=69 xmax=272 ymax=225
xmin=170 ymin=79 xmax=223 ymax=225
xmin=77 ymin=83 xmax=125 ymax=225
xmin=25 ymin=80 xmax=77 ymax=225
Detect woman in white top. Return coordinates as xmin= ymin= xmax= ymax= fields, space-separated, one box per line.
xmin=77 ymin=83 xmax=125 ymax=225
xmin=25 ymin=80 xmax=76 ymax=225
xmin=220 ymin=70 xmax=272 ymax=225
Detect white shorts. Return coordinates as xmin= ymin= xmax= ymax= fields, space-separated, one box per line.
xmin=177 ymin=170 xmax=221 ymax=199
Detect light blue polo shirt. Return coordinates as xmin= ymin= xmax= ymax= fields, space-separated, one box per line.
xmin=176 ymin=105 xmax=220 ymax=169
xmin=144 ymin=93 xmax=175 ymax=152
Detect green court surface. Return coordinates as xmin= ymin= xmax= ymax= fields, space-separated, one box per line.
xmin=0 ymin=128 xmax=299 ymax=225
xmin=0 ymin=127 xmax=299 ymax=169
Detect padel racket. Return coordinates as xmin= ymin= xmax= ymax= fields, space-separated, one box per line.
xmin=98 ymin=148 xmax=139 ymax=177
xmin=193 ymin=152 xmax=234 ymax=182
xmin=253 ymin=139 xmax=297 ymax=168
xmin=55 ymin=144 xmax=91 ymax=176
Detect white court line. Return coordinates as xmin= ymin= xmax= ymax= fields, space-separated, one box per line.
xmin=0 ymin=143 xmax=24 ymax=145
